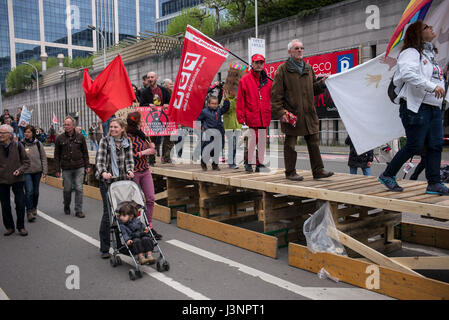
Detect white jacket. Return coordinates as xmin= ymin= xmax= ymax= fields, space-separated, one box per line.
xmin=393 ymin=47 xmax=443 ymax=112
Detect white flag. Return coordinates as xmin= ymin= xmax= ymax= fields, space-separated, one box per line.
xmin=326 ymin=1 xmax=449 ymax=155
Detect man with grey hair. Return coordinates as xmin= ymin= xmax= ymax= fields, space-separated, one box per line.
xmin=0 ymin=124 xmax=30 ymax=236
xmin=271 ymin=39 xmax=333 ymax=181
xmin=162 ymin=78 xmax=174 ymax=94
xmin=54 ymin=116 xmax=90 ymax=218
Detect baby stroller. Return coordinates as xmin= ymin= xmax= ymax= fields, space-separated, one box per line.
xmin=107 ymin=180 xmax=170 ymax=280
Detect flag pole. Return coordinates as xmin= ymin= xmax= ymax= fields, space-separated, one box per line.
xmin=186 ymin=25 xmax=273 ymax=81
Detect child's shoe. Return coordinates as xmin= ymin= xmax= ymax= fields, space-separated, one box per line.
xmin=146 ymin=255 xmax=156 ymax=265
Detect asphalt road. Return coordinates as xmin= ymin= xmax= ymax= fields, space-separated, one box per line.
xmin=1 ymin=151 xmax=448 ymax=304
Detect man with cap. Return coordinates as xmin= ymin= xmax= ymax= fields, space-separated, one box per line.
xmin=236 ymin=54 xmax=272 ymax=173
xmin=271 ymin=39 xmax=334 ymax=181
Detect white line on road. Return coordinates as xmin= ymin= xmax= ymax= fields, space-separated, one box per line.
xmin=0 ymin=287 xmax=9 ymax=300
xmin=37 ymin=210 xmax=209 ymax=300
xmin=167 ymin=239 xmax=392 ymax=300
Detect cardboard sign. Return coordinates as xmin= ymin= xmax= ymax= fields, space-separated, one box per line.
xmin=115 ymin=106 xmax=136 ymax=121
xmin=223 ymin=68 xmax=245 ymax=96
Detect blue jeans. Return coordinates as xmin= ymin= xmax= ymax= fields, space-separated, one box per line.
xmin=0 ymin=182 xmax=26 ymax=230
xmin=18 ymin=126 xmax=25 ymax=141
xmin=89 ymin=139 xmax=98 ymax=151
xmin=225 ymin=130 xmax=241 ymax=166
xmin=24 ymin=172 xmax=42 ymax=212
xmin=62 ymin=167 xmax=85 ymax=213
xmin=384 ymin=101 xmax=443 ymax=184
xmin=350 ymin=167 xmax=371 ymax=176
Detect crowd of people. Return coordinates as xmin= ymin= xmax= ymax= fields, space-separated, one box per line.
xmin=1 ymin=23 xmax=448 ymax=256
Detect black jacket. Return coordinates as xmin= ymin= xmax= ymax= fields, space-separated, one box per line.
xmin=345 ymin=136 xmax=374 ymax=168
xmin=140 ymin=85 xmax=171 ymax=106
xmin=54 ymin=131 xmax=89 ymax=171
xmin=197 ymin=100 xmax=230 ymax=134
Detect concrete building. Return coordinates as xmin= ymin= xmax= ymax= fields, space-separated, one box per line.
xmin=0 ymin=0 xmax=158 ymax=93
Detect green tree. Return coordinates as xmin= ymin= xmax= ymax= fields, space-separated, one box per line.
xmin=204 ymin=0 xmax=229 ymax=30
xmin=166 ymin=7 xmax=216 ymax=37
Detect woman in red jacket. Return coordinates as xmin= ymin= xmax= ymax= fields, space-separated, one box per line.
xmin=236 ymin=54 xmax=272 ymax=173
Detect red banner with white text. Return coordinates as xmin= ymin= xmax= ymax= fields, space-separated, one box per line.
xmin=167 ymin=25 xmax=229 ymax=127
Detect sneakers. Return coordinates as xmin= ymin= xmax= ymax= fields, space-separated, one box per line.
xmin=378 ymin=173 xmax=403 ymax=192
xmin=212 ymin=163 xmax=220 ymax=171
xmin=426 ymin=183 xmax=449 ymax=196
xmin=255 ymin=164 xmax=270 ymax=173
xmin=4 ymin=229 xmax=14 ymax=236
xmin=27 ymin=211 xmax=36 ymax=222
xmin=18 ymin=228 xmax=28 ymax=237
xmin=146 ymin=255 xmax=156 ymax=265
xmin=313 ymin=169 xmax=334 ymax=179
xmin=101 ymin=252 xmax=111 ymax=259
xmin=245 ymin=164 xmax=253 ymax=173
xmin=64 ymin=207 xmax=71 ymax=215
xmin=228 ymin=164 xmax=239 ymax=169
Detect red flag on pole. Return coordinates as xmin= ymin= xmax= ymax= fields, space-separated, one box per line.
xmin=52 ymin=112 xmax=58 ymax=124
xmin=83 ymin=54 xmax=136 ymax=122
xmin=167 ymin=25 xmax=229 ymax=127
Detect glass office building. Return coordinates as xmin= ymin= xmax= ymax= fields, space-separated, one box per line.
xmin=155 ymin=0 xmax=204 ymax=34
xmin=1 ymin=0 xmax=157 ymax=93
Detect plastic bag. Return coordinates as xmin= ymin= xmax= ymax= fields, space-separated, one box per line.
xmin=317 ymin=267 xmax=339 ymax=283
xmin=303 ymin=201 xmax=347 ymax=256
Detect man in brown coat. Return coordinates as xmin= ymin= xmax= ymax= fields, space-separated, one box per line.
xmin=271 ymin=39 xmax=334 ymax=181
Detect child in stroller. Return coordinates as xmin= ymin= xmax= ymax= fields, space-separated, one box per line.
xmin=117 ymin=200 xmax=156 ymax=265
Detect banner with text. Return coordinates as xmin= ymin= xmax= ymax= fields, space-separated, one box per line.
xmin=167 ymin=25 xmax=229 ymax=127
xmin=137 ymin=106 xmax=178 ymax=136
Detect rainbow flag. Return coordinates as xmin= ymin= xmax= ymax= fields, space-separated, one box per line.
xmin=385 ymin=0 xmax=433 ymax=57
xmin=230 ymin=61 xmax=249 ymax=73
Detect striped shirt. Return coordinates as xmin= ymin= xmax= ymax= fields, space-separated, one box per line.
xmin=129 ymin=134 xmax=150 ymax=172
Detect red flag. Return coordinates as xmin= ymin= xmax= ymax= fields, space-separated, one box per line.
xmin=52 ymin=112 xmax=58 ymax=124
xmin=83 ymin=55 xmax=136 ymax=122
xmin=167 ymin=25 xmax=229 ymax=127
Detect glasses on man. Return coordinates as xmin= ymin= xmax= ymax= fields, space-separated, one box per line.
xmin=423 ymin=24 xmax=430 ymax=30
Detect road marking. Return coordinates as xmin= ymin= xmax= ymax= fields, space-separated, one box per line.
xmin=37 ymin=210 xmax=209 ymax=300
xmin=0 ymin=287 xmax=9 ymax=300
xmin=167 ymin=239 xmax=392 ymax=300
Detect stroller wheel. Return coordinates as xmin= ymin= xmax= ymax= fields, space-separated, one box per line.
xmin=156 ymin=261 xmax=162 ymax=272
xmin=129 ymin=269 xmax=137 ymax=281
xmin=116 ymin=255 xmax=122 ymax=266
xmin=163 ymin=261 xmax=170 ymax=272
xmin=136 ymin=270 xmax=143 ymax=279
xmin=110 ymin=256 xmax=118 ymax=267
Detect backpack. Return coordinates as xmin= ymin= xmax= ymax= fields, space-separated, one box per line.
xmin=387 ymin=73 xmax=404 ymax=104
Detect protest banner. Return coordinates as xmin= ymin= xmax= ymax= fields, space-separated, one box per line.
xmin=137 ymin=106 xmax=178 ymax=136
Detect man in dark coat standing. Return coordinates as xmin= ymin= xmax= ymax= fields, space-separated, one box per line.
xmin=271 ymin=39 xmax=334 ymax=181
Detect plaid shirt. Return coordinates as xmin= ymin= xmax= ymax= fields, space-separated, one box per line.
xmin=95 ymin=137 xmax=134 ymax=183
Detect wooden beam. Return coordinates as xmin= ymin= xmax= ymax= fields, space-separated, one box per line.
xmin=357 ymin=256 xmax=449 ymax=270
xmin=327 ymin=227 xmax=422 ymax=277
xmin=288 ymin=242 xmax=449 ymax=300
xmin=177 ymin=211 xmax=278 ymax=258
xmin=154 ymin=190 xmax=168 ymax=201
xmin=153 ymin=203 xmax=171 ymax=224
xmin=399 ymin=222 xmax=449 ymax=250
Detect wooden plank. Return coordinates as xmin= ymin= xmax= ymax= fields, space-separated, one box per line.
xmin=288 ymin=242 xmax=449 ymax=300
xmin=357 ymin=256 xmax=449 ymax=270
xmin=327 ymin=228 xmax=422 ymax=277
xmin=154 ymin=190 xmax=168 ymax=201
xmin=153 ymin=203 xmax=171 ymax=224
xmin=400 ymin=222 xmax=449 ymax=250
xmin=263 ymin=182 xmax=449 ymax=221
xmin=177 ymin=211 xmax=278 ymax=258
xmin=44 ymin=176 xmax=101 ymax=200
